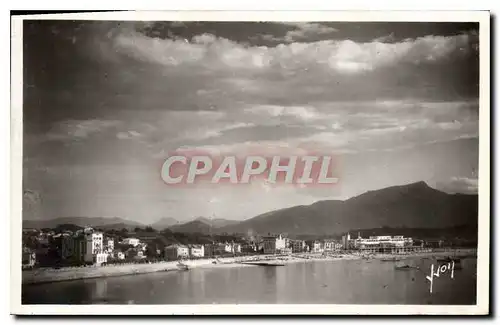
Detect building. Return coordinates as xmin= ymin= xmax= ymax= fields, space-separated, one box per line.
xmin=105 ymin=238 xmax=115 ymax=253
xmin=311 ymin=241 xmax=324 ymax=253
xmin=165 ymin=244 xmax=189 ymax=260
xmin=84 ymin=232 xmax=105 ymax=265
xmin=204 ymin=243 xmax=226 ymax=257
xmin=262 ymin=234 xmax=287 ymax=254
xmin=122 ymin=238 xmax=140 ymax=247
xmin=189 ymin=244 xmax=205 ymax=258
xmin=342 ymin=233 xmax=352 ymax=249
xmin=323 ymin=240 xmax=342 ymax=252
xmin=290 ymin=240 xmax=306 ymax=253
xmin=22 ymin=247 xmax=36 ymax=268
xmin=344 ymin=233 xmax=414 ymax=252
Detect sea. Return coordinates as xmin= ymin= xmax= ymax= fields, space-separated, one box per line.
xmin=22 ymin=257 xmax=477 ymax=305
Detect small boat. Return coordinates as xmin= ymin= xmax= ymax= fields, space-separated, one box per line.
xmin=394 ymin=265 xmax=412 ymax=270
xmin=435 ymin=256 xmax=463 ymax=270
xmin=177 ymin=262 xmax=189 ymax=271
xmin=394 ymin=262 xmax=418 ymax=270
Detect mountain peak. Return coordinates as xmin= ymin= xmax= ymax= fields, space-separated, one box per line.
xmin=408 ymin=181 xmax=430 ymax=188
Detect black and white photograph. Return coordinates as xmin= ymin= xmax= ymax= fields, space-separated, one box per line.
xmin=11 ymin=11 xmax=490 ymax=315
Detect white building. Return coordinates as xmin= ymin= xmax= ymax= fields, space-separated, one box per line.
xmin=83 ymin=232 xmax=104 ymax=264
xmin=189 ymin=245 xmax=205 ymax=258
xmin=349 ymin=235 xmax=414 ymax=250
xmin=311 ymin=241 xmax=324 ymax=253
xmin=122 ymin=238 xmax=140 ymax=247
xmin=232 ymin=243 xmax=241 ymax=254
xmin=323 ymin=240 xmax=342 ymax=252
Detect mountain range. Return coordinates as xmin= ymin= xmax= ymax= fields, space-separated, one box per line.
xmin=23 ymin=216 xmax=144 ymax=230
xmin=216 ymin=181 xmax=478 ymax=236
xmin=23 ymin=181 xmax=478 ymax=237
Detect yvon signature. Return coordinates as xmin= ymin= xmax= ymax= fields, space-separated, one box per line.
xmin=425 ymin=260 xmax=455 ymax=294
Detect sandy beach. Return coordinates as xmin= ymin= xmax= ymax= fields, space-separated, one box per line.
xmin=22 ymin=248 xmax=476 ymax=285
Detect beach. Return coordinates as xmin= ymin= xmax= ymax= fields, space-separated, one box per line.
xmin=22 ymin=248 xmax=476 ymax=285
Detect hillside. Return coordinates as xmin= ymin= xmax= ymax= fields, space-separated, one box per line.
xmin=23 ymin=216 xmax=144 ymax=230
xmin=192 ymin=217 xmax=239 ymax=228
xmin=169 ymin=220 xmax=213 ymax=234
xmin=151 ymin=217 xmax=180 ymax=230
xmin=217 ymin=181 xmax=478 ymax=236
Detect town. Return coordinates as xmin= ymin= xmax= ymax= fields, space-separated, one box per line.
xmin=21 ymin=224 xmax=455 ymax=269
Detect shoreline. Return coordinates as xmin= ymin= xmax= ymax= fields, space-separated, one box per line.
xmin=22 ymin=248 xmax=476 ymax=285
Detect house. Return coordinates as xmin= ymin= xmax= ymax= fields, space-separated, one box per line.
xmin=22 ymin=247 xmax=36 ymax=268
xmin=204 ymin=243 xmax=226 ymax=257
xmin=165 ymin=244 xmax=189 ymax=260
xmin=311 ymin=241 xmax=324 ymax=253
xmin=105 ymin=238 xmax=115 ymax=253
xmin=84 ymin=232 xmax=104 ymax=264
xmin=189 ymin=244 xmax=205 ymax=258
xmin=122 ymin=238 xmax=140 ymax=247
xmin=232 ymin=243 xmax=242 ymax=254
xmin=116 ymin=251 xmax=125 ymax=260
xmin=241 ymin=243 xmax=257 ymax=253
xmin=323 ymin=240 xmax=342 ymax=252
xmin=262 ymin=234 xmax=287 ymax=254
xmin=290 ymin=240 xmax=306 ymax=253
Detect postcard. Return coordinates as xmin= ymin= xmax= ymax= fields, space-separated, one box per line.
xmin=10 ymin=10 xmax=490 ymax=315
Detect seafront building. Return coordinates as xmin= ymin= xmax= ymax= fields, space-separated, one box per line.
xmin=165 ymin=244 xmax=189 ymax=260
xmin=323 ymin=239 xmax=342 ymax=252
xmin=290 ymin=239 xmax=306 ymax=253
xmin=262 ymin=234 xmax=287 ymax=254
xmin=342 ymin=233 xmax=414 ymax=253
xmin=189 ymin=244 xmax=205 ymax=258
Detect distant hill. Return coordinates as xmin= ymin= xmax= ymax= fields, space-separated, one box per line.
xmin=169 ymin=220 xmax=212 ymax=234
xmin=217 ymin=181 xmax=478 ymax=236
xmin=167 ymin=217 xmax=240 ymax=234
xmin=23 ymin=216 xmax=144 ymax=230
xmin=151 ymin=217 xmax=180 ymax=230
xmin=192 ymin=216 xmax=239 ymax=228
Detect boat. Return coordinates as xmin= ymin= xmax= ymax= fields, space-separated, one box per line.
xmin=177 ymin=262 xmax=190 ymax=271
xmin=394 ymin=262 xmax=418 ymax=270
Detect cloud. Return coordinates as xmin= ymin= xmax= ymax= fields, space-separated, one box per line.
xmin=244 ymin=105 xmax=319 ymax=120
xmin=281 ymin=22 xmax=339 ymax=42
xmin=437 ymin=176 xmax=478 ymax=194
xmin=113 ymin=29 xmax=478 ymax=75
xmin=47 ymin=120 xmax=121 ymax=141
xmin=178 ymin=122 xmax=256 ymax=141
xmin=116 ymin=130 xmax=143 ymax=140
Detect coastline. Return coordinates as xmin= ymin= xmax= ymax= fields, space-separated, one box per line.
xmin=22 ymin=248 xmax=476 ymax=285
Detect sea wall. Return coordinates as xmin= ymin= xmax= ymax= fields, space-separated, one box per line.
xmin=22 ymin=257 xmax=239 ymax=285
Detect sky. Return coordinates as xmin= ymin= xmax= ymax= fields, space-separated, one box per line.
xmin=22 ymin=20 xmax=480 ymax=224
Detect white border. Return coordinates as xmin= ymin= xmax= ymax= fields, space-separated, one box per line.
xmin=10 ymin=11 xmax=491 ymax=315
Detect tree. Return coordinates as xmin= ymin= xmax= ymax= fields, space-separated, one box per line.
xmin=145 ymin=226 xmax=156 ymax=233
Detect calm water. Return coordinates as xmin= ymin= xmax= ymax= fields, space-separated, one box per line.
xmin=22 ymin=258 xmax=477 ymax=305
